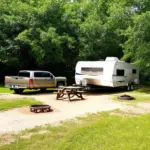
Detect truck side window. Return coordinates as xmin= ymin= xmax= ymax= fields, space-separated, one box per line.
xmin=117 ymin=69 xmax=124 ymax=76
xmin=34 ymin=72 xmax=43 ymax=77
xmin=132 ymin=69 xmax=136 ymax=74
xmin=43 ymin=72 xmax=51 ymax=77
xmin=18 ymin=72 xmax=30 ymax=77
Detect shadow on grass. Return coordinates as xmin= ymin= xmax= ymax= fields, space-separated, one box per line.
xmin=56 ymin=96 xmax=86 ymax=102
xmin=16 ymin=87 xmax=141 ymax=96
xmin=85 ymin=84 xmax=150 ymax=95
xmin=132 ymin=85 xmax=150 ymax=94
xmin=1 ymin=83 xmax=149 ymax=96
xmin=0 ymin=83 xmax=56 ymax=95
xmin=20 ymin=89 xmax=56 ymax=95
xmin=84 ymin=87 xmax=128 ymax=96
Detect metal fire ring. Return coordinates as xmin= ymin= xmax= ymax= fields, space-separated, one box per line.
xmin=118 ymin=94 xmax=135 ymax=100
xmin=30 ymin=104 xmax=51 ymax=113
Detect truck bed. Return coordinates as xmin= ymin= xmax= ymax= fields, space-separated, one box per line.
xmin=5 ymin=76 xmax=30 ymax=89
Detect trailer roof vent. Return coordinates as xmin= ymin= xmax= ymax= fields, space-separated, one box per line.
xmin=105 ymin=57 xmax=119 ymax=61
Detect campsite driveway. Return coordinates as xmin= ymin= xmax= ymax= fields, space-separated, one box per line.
xmin=0 ymin=92 xmax=125 ymax=133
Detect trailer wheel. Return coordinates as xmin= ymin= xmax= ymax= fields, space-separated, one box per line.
xmin=127 ymin=84 xmax=131 ymax=91
xmin=14 ymin=89 xmax=24 ymax=94
xmin=40 ymin=88 xmax=47 ymax=92
xmin=130 ymin=84 xmax=134 ymax=91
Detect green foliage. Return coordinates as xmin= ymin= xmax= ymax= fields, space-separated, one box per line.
xmin=122 ymin=10 xmax=150 ymax=72
xmin=0 ymin=0 xmax=150 ymax=81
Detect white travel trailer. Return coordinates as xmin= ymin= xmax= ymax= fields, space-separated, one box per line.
xmin=75 ymin=57 xmax=139 ymax=90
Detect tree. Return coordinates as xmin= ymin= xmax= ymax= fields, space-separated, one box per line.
xmin=122 ymin=11 xmax=150 ymax=72
xmin=79 ymin=0 xmax=133 ymax=60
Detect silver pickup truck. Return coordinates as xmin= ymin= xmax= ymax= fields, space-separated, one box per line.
xmin=5 ymin=70 xmax=67 ymax=94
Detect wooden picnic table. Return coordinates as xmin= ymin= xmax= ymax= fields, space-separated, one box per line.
xmin=56 ymin=86 xmax=84 ymax=101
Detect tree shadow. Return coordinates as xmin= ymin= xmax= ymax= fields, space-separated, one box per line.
xmin=56 ymin=96 xmax=86 ymax=102
xmin=84 ymin=87 xmax=132 ymax=96
xmin=14 ymin=89 xmax=56 ymax=96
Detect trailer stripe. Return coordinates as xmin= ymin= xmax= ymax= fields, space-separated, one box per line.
xmin=75 ymin=73 xmax=83 ymax=75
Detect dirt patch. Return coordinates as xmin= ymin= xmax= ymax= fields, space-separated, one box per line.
xmin=0 ymin=94 xmax=124 ymax=133
xmin=1 ymin=92 xmax=150 ymax=136
xmin=121 ymin=102 xmax=150 ymax=115
xmin=110 ymin=110 xmax=140 ymax=117
xmin=0 ymin=134 xmax=16 ymax=146
xmin=0 ymin=94 xmax=26 ymax=100
xmin=20 ymin=130 xmax=49 ymax=139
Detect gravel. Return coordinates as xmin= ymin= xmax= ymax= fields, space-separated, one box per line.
xmin=0 ymin=93 xmax=125 ymax=133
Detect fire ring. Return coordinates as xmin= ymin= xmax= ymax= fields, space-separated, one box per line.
xmin=118 ymin=94 xmax=135 ymax=100
xmin=30 ymin=104 xmax=51 ymax=113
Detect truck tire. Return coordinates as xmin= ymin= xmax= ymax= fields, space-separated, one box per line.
xmin=14 ymin=89 xmax=24 ymax=94
xmin=57 ymin=82 xmax=65 ymax=88
xmin=40 ymin=88 xmax=47 ymax=92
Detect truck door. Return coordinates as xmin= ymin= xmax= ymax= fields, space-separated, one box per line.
xmin=33 ymin=72 xmax=45 ymax=88
xmin=43 ymin=72 xmax=55 ymax=88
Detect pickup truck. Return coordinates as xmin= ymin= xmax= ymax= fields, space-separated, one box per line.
xmin=5 ymin=70 xmax=67 ymax=94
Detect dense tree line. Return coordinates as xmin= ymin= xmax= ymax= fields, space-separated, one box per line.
xmin=0 ymin=0 xmax=150 ymax=83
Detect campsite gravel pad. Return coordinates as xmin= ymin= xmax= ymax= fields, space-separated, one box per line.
xmin=30 ymin=104 xmax=51 ymax=113
xmin=118 ymin=94 xmax=135 ymax=100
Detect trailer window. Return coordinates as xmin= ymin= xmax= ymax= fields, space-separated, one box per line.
xmin=132 ymin=69 xmax=137 ymax=74
xmin=18 ymin=72 xmax=30 ymax=77
xmin=117 ymin=69 xmax=124 ymax=76
xmin=81 ymin=67 xmax=103 ymax=75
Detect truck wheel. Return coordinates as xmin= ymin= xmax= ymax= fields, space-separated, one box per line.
xmin=40 ymin=88 xmax=47 ymax=92
xmin=57 ymin=82 xmax=65 ymax=88
xmin=14 ymin=89 xmax=24 ymax=94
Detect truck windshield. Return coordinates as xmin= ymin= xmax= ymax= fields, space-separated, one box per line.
xmin=18 ymin=72 xmax=30 ymax=77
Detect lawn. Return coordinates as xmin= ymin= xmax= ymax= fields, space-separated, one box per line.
xmin=0 ymin=98 xmax=42 ymax=111
xmin=132 ymin=85 xmax=150 ymax=94
xmin=0 ymin=84 xmax=12 ymax=93
xmin=0 ymin=84 xmax=54 ymax=94
xmin=113 ymin=85 xmax=150 ymax=103
xmin=1 ymin=112 xmax=150 ymax=150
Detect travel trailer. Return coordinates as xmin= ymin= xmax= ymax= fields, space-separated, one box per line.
xmin=75 ymin=57 xmax=139 ymax=90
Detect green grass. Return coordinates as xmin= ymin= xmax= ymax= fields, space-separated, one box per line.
xmin=0 ymin=84 xmax=12 ymax=93
xmin=24 ymin=88 xmax=54 ymax=93
xmin=132 ymin=85 xmax=150 ymax=94
xmin=1 ymin=112 xmax=150 ymax=150
xmin=0 ymin=98 xmax=42 ymax=111
xmin=113 ymin=85 xmax=150 ymax=103
xmin=0 ymin=84 xmax=54 ymax=94
xmin=113 ymin=94 xmax=150 ymax=103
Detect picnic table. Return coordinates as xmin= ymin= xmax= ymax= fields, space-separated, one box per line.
xmin=56 ymin=86 xmax=84 ymax=101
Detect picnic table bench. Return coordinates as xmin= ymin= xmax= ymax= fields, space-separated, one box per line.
xmin=56 ymin=86 xmax=85 ymax=101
